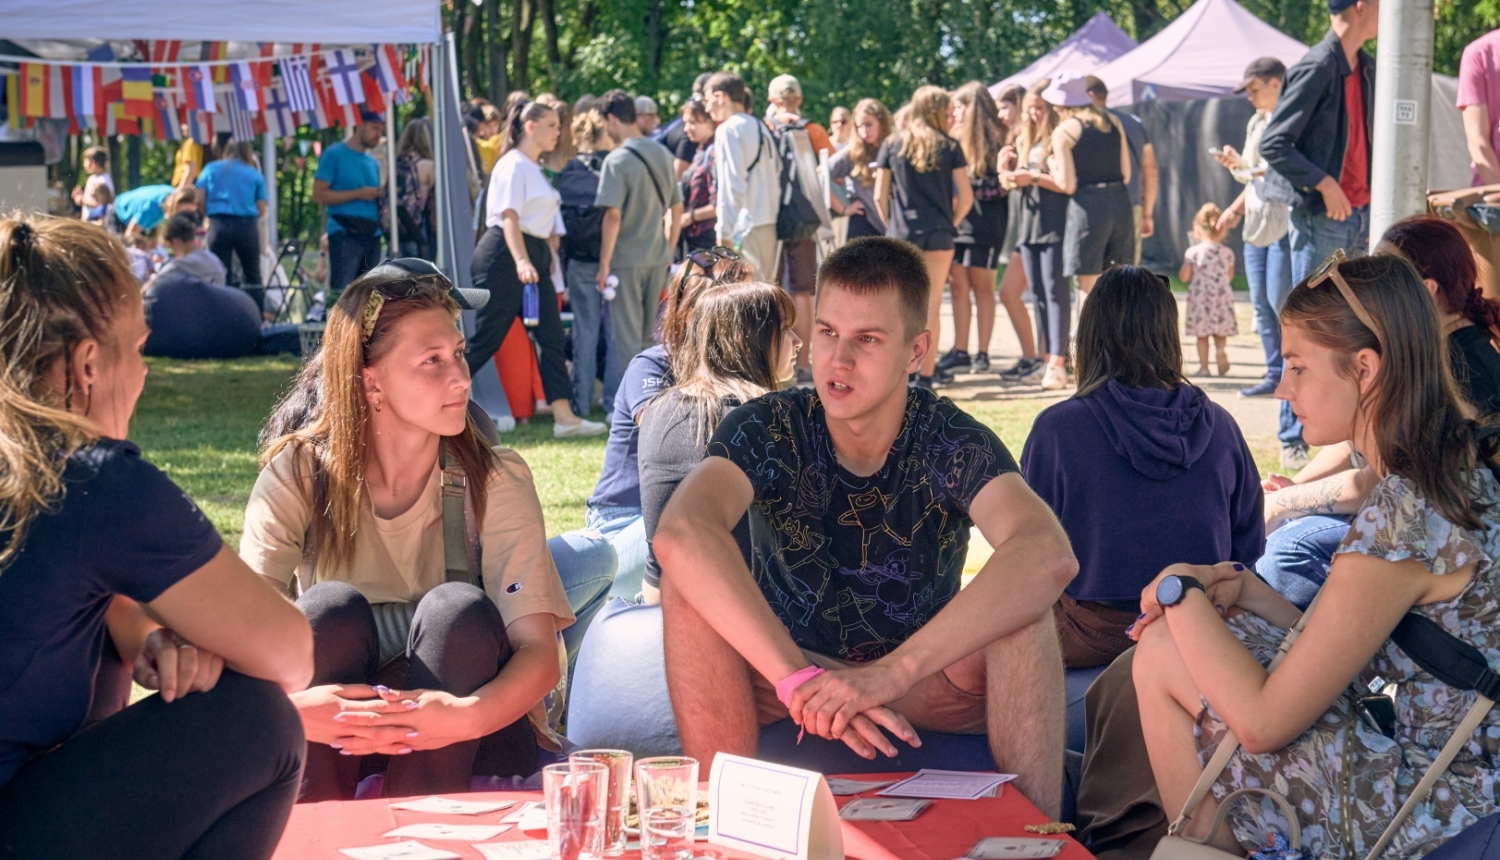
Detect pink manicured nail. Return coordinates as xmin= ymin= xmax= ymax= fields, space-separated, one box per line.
xmin=332 ymin=714 xmax=348 ymax=722
xmin=406 ymin=731 xmax=420 ymax=738
xmin=330 ymin=742 xmax=342 ymax=750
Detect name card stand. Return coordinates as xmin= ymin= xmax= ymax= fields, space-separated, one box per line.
xmin=707 ymin=753 xmax=845 ymax=860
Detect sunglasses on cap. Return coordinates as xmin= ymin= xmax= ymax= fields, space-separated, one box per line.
xmin=1307 ymin=249 xmax=1383 ymax=346
xmin=360 ymin=258 xmax=490 ymax=342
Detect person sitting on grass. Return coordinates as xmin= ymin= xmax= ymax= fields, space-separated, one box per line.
xmin=151 ymin=212 xmax=227 ymax=287
xmin=241 ymin=259 xmax=579 ymax=800
xmin=0 ymin=214 xmax=313 ymax=858
xmin=639 ymin=279 xmax=799 ymax=604
xmin=654 ymin=237 xmax=1077 ymax=818
xmin=1131 ymin=252 xmax=1500 ymax=859
xmin=1022 ymin=265 xmax=1263 ymax=669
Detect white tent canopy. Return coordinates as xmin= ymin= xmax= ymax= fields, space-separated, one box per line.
xmin=1 ymin=0 xmax=440 ymax=44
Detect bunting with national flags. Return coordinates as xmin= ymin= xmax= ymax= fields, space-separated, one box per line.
xmin=263 ymin=84 xmax=298 ymax=139
xmin=325 ymin=49 xmax=365 ymax=107
xmin=230 ymin=62 xmax=260 ymax=111
xmin=20 ymin=63 xmax=66 ymax=119
xmin=120 ymin=66 xmax=154 ymax=117
xmin=373 ymin=44 xmax=407 ymax=95
xmin=361 ymin=69 xmax=387 ymax=116
xmin=203 ymin=41 xmax=230 ymax=83
xmin=183 ymin=107 xmax=214 ymax=145
xmin=184 ymin=64 xmax=215 ymax=112
xmin=69 ymin=65 xmax=101 ymax=123
xmin=278 ymin=54 xmax=317 ymax=112
xmin=154 ymin=93 xmax=181 ymax=141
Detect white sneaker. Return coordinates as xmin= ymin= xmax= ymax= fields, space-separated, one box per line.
xmin=554 ymin=418 xmax=607 ymax=438
xmin=491 ymin=414 xmax=517 ymax=433
xmin=1040 ymin=365 xmax=1070 ymax=391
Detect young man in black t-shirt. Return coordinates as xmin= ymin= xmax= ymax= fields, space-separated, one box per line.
xmin=655 ymin=238 xmax=1077 ymax=817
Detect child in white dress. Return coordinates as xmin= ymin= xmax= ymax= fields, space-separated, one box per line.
xmin=1179 ymin=203 xmax=1237 ymax=376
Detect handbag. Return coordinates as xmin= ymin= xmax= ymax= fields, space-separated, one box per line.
xmin=1151 ymin=590 xmax=1499 ymax=860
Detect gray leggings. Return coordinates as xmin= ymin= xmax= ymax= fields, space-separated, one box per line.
xmin=1021 ymin=241 xmax=1069 ymax=357
xmin=296 ymin=581 xmax=538 ymax=801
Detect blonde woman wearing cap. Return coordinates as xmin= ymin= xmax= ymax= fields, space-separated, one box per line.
xmin=1044 ymin=71 xmax=1132 ymax=299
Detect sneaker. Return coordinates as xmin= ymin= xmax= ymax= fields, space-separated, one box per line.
xmin=491 ymin=414 xmax=517 ymax=433
xmin=935 ymin=349 xmax=971 ymax=373
xmin=1280 ymin=443 xmax=1311 ymax=472
xmin=933 ymin=366 xmax=955 ymax=385
xmin=554 ymin=418 xmax=608 ymax=438
xmin=794 ymin=366 xmax=814 ymax=387
xmin=1238 ymin=377 xmax=1279 ymax=397
xmin=914 ymin=375 xmax=936 ymax=390
xmin=1040 ymin=364 xmax=1070 ymax=391
xmin=972 ymin=353 xmax=990 ymax=373
xmin=1019 ymin=361 xmax=1047 ymax=383
xmin=999 ymin=356 xmax=1043 ymax=380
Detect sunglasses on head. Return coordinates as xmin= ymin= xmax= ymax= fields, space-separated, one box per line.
xmin=1307 ymin=249 xmax=1383 ymax=346
xmin=684 ymin=245 xmax=742 ymax=276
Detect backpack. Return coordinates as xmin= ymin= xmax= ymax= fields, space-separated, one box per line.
xmin=559 ymin=152 xmax=606 ymax=263
xmin=768 ymin=117 xmax=823 ymax=242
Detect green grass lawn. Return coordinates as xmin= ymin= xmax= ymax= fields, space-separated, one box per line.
xmin=132 ymin=356 xmax=1282 ymax=544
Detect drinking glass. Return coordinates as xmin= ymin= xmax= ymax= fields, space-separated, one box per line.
xmin=543 ymin=761 xmax=609 ymax=860
xmin=569 ymin=749 xmax=633 ymax=857
xmin=634 ymin=756 xmax=699 ymax=860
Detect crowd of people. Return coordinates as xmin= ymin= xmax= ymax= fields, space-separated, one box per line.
xmin=10 ymin=0 xmax=1500 ymax=858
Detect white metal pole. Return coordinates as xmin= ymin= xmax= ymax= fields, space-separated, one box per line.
xmin=1368 ymin=0 xmax=1434 ymax=243
xmin=433 ymin=36 xmax=450 ymax=274
xmin=262 ymin=134 xmax=278 ymax=274
xmin=387 ymin=104 xmax=399 ymax=256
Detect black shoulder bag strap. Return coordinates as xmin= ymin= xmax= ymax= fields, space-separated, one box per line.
xmin=622 ymin=144 xmax=667 ymax=210
xmin=748 ymin=119 xmax=768 ymax=175
xmin=440 ymin=440 xmax=474 ymax=586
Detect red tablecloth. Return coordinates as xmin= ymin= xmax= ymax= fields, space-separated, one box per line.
xmin=272 ymin=773 xmax=1095 ymax=860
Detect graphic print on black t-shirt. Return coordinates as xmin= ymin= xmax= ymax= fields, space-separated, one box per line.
xmin=707 ymin=387 xmax=1017 ymax=661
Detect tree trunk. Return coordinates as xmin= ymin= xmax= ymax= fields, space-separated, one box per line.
xmin=126 ymin=136 xmax=141 ymax=191
xmin=510 ymin=0 xmax=534 ymax=96
xmin=644 ymin=0 xmax=665 ymax=87
xmin=564 ymin=0 xmax=597 ymax=72
xmin=488 ymin=0 xmax=509 ymax=105
xmin=465 ymin=0 xmax=487 ymax=100
xmin=451 ymin=1 xmax=468 ymax=94
xmin=536 ymin=0 xmax=561 ymax=86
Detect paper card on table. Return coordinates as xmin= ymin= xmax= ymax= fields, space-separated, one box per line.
xmin=475 ymin=839 xmax=552 ymax=860
xmin=824 ymin=777 xmax=898 ymax=796
xmin=339 ymin=840 xmax=461 ymax=860
xmin=838 ymin=798 xmax=931 ymax=821
xmin=966 ymin=837 xmax=1067 ymax=859
xmin=877 ymin=769 xmax=1016 ymax=800
xmin=390 ymin=796 xmax=518 ymax=815
xmin=500 ymin=801 xmax=546 ymax=829
xmin=383 ymin=823 xmax=512 ymax=841
xmin=707 ymin=752 xmax=843 ymax=860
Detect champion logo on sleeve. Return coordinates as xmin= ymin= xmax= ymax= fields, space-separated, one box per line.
xmin=505 ymin=582 xmax=524 ymax=594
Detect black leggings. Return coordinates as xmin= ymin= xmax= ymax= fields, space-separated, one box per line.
xmin=296 ymin=581 xmax=538 ymax=801
xmin=207 ymin=214 xmax=262 ymax=287
xmin=0 ymin=669 xmax=304 ymax=860
xmin=1021 ymin=241 xmax=1070 ymax=357
xmin=468 ymin=227 xmax=571 ymax=404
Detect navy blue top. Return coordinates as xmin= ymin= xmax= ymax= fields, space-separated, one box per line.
xmin=588 ymin=346 xmax=673 ymax=510
xmin=195 ymin=158 xmax=267 ymax=218
xmin=1021 ymin=381 xmax=1264 ymax=604
xmin=709 ymin=387 xmax=1016 ymax=661
xmin=0 ymin=441 xmax=222 ymax=787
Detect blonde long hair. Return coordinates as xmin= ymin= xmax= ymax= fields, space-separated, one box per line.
xmin=898 ymin=86 xmax=952 ymax=173
xmin=1015 ymin=80 xmax=1059 ymax=166
xmin=847 ymin=98 xmax=891 ymax=188
xmin=261 ymin=272 xmax=497 ymax=571
xmin=0 ymin=215 xmax=138 ymax=571
xmin=951 ymin=82 xmax=1006 ymax=179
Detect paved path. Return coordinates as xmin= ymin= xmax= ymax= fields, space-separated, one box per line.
xmin=930 ymin=290 xmax=1281 ymax=440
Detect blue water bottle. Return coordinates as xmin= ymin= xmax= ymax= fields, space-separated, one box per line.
xmin=522 ymin=281 xmax=540 ymax=327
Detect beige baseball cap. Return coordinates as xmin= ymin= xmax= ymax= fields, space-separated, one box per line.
xmin=768 ymin=74 xmax=802 ymax=101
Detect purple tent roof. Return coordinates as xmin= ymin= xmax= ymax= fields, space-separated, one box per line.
xmin=1093 ymin=0 xmax=1309 ymax=106
xmin=989 ymin=12 xmax=1137 ymax=98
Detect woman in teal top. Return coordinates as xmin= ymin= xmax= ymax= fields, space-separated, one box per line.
xmin=195 ymin=143 xmax=267 ymax=287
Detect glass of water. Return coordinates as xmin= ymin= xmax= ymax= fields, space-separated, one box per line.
xmin=569 ymin=749 xmax=633 ymax=857
xmin=634 ymin=756 xmax=699 ymax=860
xmin=543 ymin=761 xmax=609 ymax=860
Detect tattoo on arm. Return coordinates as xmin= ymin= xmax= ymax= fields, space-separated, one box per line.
xmin=1273 ymin=477 xmax=1343 ymax=516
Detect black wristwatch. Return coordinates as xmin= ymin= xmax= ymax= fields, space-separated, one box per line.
xmin=1156 ymin=574 xmax=1205 ymax=608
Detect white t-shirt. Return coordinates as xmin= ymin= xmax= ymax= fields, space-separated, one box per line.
xmin=485 ymin=148 xmax=565 ymax=238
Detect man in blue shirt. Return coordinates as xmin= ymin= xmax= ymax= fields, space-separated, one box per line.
xmin=313 ymin=111 xmax=386 ymax=294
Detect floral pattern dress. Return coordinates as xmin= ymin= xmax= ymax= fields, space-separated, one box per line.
xmin=1183 ymin=241 xmax=1238 ymax=337
xmin=1196 ymin=472 xmax=1500 ymax=859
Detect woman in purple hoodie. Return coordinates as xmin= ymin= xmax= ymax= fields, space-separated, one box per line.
xmin=1021 ymin=266 xmax=1264 ymax=668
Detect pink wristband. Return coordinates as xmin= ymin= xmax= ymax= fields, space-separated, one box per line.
xmin=774 ymin=666 xmax=826 ymax=708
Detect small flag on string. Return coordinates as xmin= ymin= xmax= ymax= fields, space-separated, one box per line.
xmin=111 ymin=102 xmax=139 ymax=136
xmin=204 ymin=41 xmax=230 ymax=83
xmin=324 ymin=49 xmax=365 ymax=107
xmin=373 ymin=44 xmax=407 ymax=94
xmin=184 ymin=64 xmax=215 ymax=112
xmin=182 ymin=106 xmax=214 ymax=144
xmin=277 ymin=55 xmax=317 ymax=112
xmin=121 ymin=66 xmax=154 ymax=118
xmin=223 ymin=92 xmax=257 ymax=141
xmin=19 ymin=63 xmax=49 ymax=118
xmin=86 ymin=43 xmax=115 ymax=63
xmin=69 ymin=64 xmax=101 ymax=120
xmin=361 ymin=70 xmax=386 ymax=115
xmin=154 ymin=93 xmax=181 ymax=141
xmin=230 ymin=62 xmax=260 ymax=111
xmin=263 ymin=83 xmax=298 ymax=139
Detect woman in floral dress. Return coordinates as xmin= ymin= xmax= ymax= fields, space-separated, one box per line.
xmin=1131 ymin=252 xmax=1499 ymax=859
